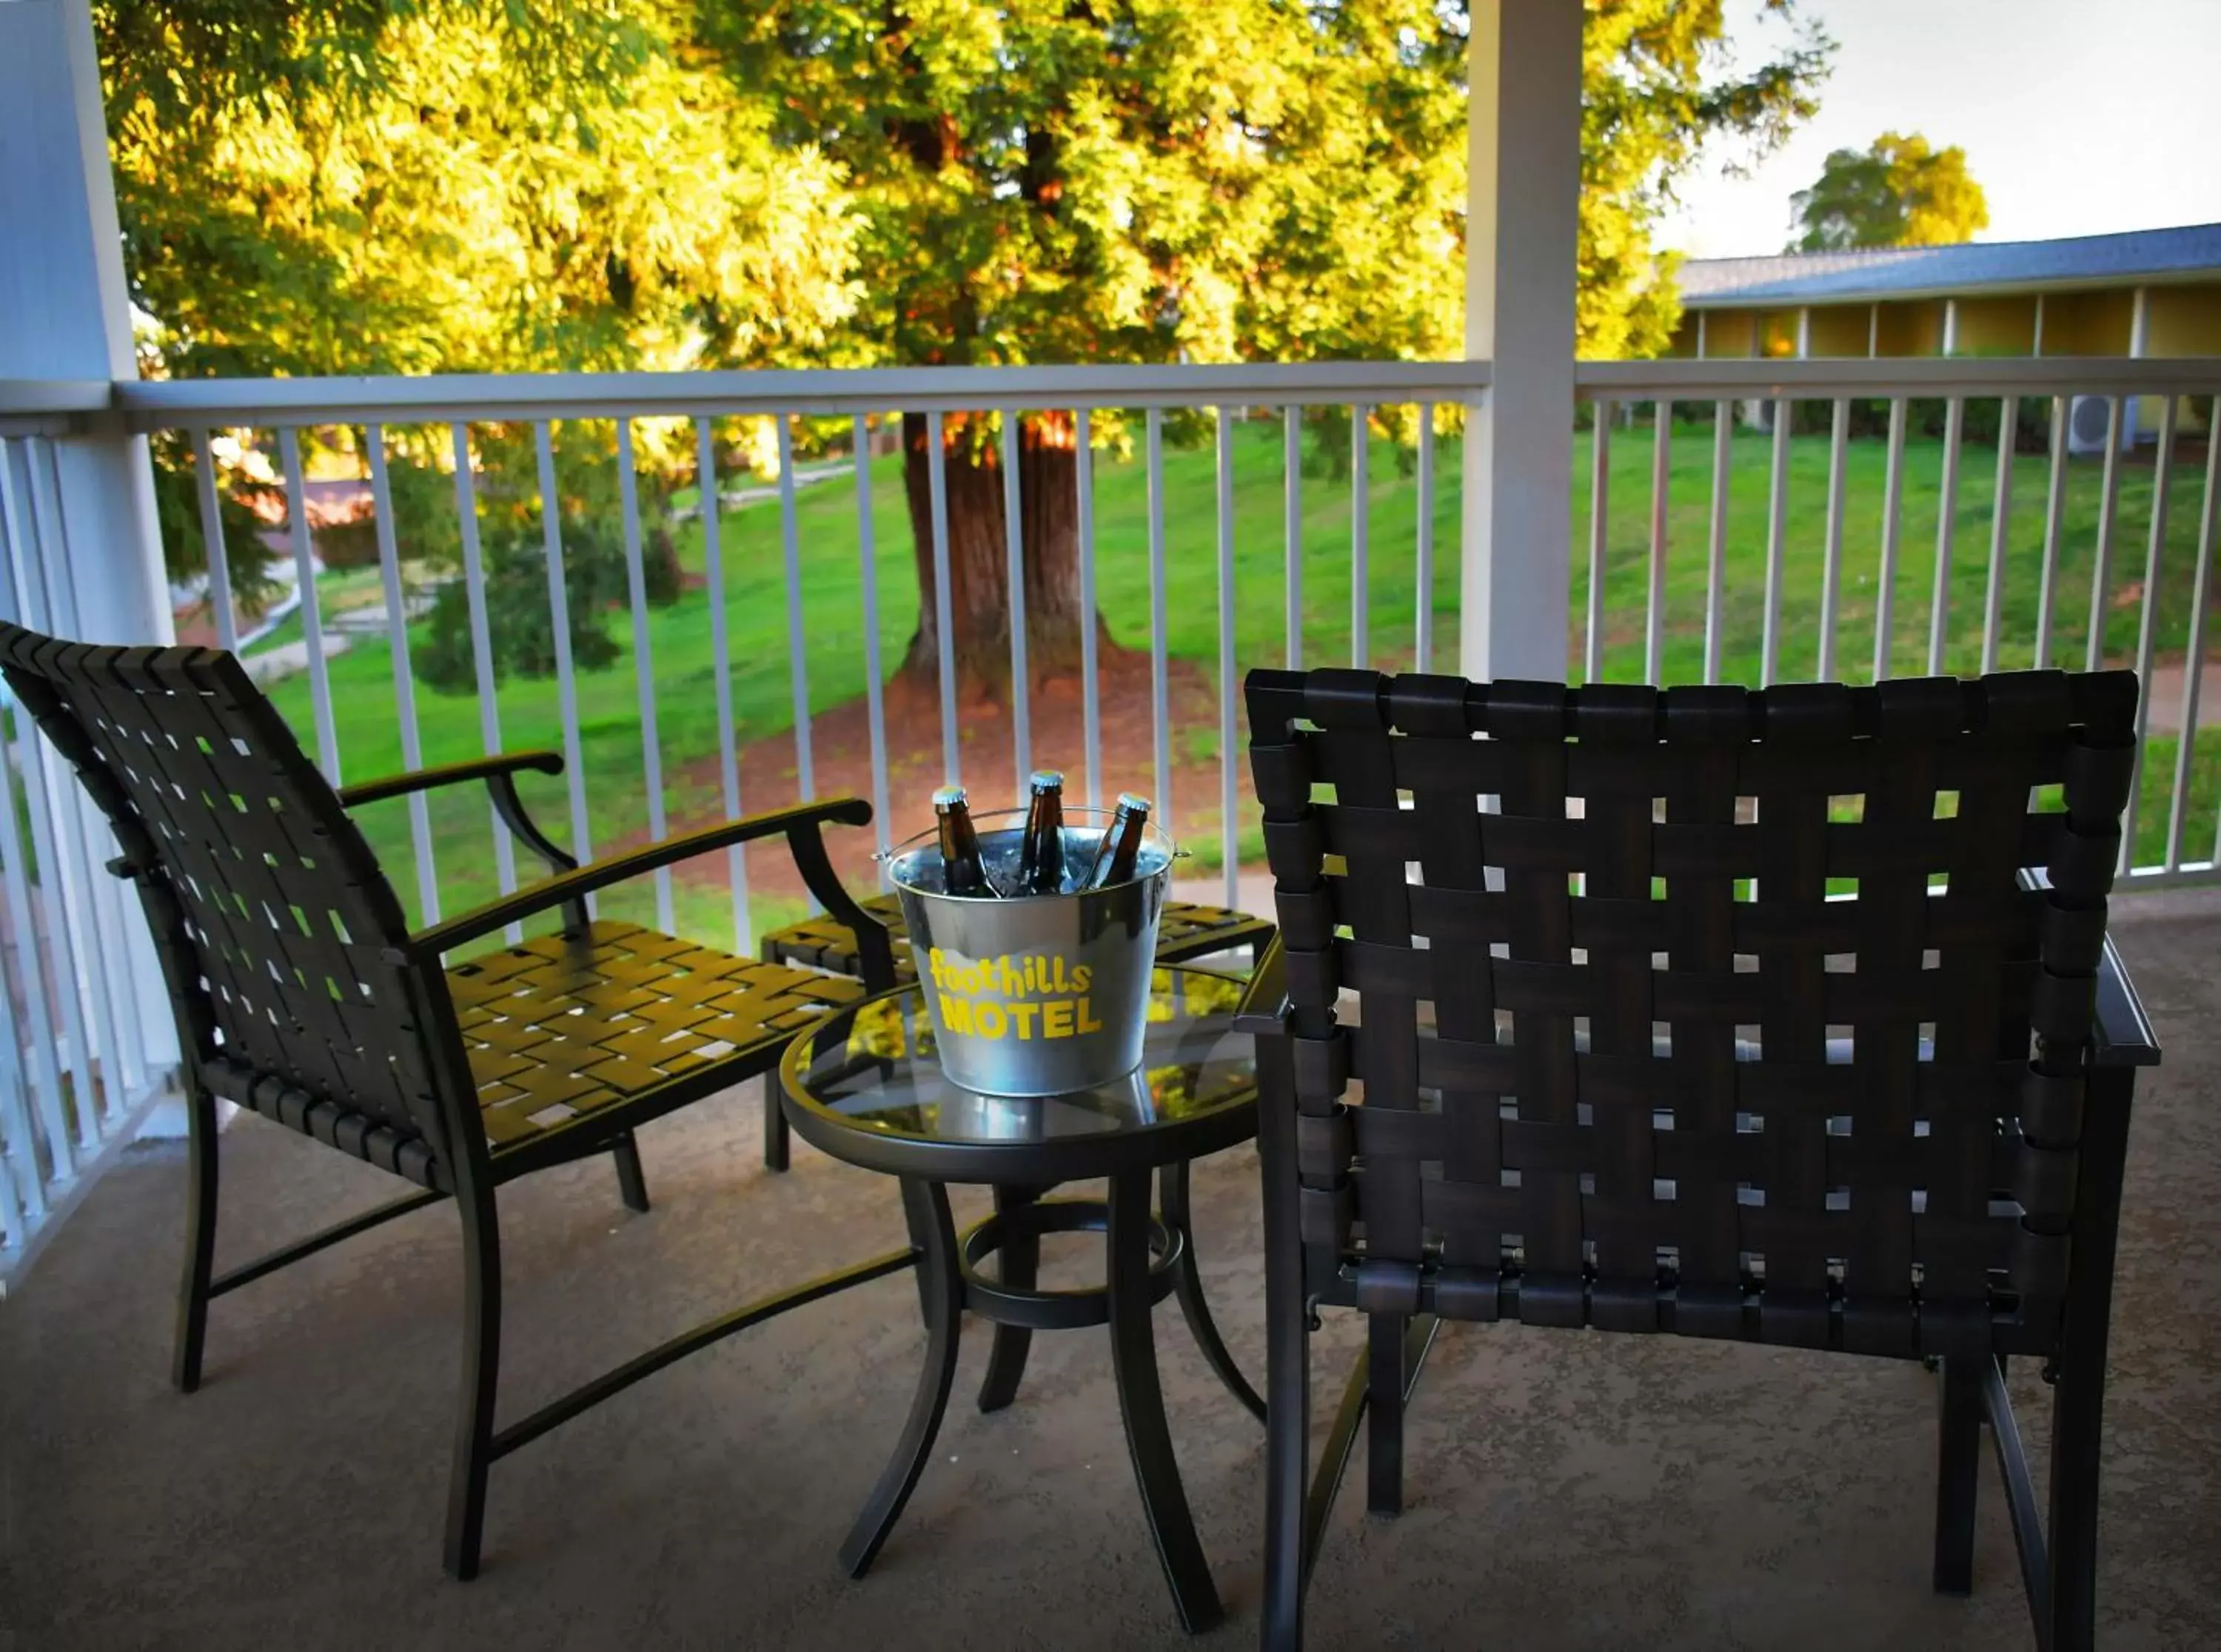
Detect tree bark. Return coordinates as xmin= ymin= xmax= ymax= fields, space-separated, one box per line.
xmin=899 ymin=409 xmax=1108 ymax=699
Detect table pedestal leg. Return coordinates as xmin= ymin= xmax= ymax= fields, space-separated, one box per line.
xmin=1107 ymin=1170 xmax=1222 ymax=1633
xmin=1160 ymin=1160 xmax=1266 ymax=1423
xmin=840 ymin=1177 xmax=960 ymax=1578
xmin=976 ymin=1183 xmax=1043 ymax=1413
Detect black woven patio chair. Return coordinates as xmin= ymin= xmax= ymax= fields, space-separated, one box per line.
xmin=0 ymin=622 xmax=905 ymax=1579
xmin=1241 ymin=666 xmax=2157 ymax=1652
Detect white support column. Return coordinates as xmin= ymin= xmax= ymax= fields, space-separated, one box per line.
xmin=1461 ymin=0 xmax=1583 ymax=684
xmin=0 ymin=0 xmax=181 ymax=1107
xmin=0 ymin=0 xmax=171 ymax=649
xmin=2128 ymin=284 xmax=2151 ymax=443
xmin=1795 ymin=307 xmax=1811 ymax=359
xmin=1943 ymin=298 xmax=1960 ymax=356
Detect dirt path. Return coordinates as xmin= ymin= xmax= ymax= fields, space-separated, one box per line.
xmin=649 ymin=645 xmax=1238 ymax=901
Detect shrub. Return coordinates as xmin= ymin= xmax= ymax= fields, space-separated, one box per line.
xmin=414 ymin=518 xmax=629 ymax=693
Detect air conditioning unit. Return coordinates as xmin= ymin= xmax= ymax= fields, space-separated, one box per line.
xmin=2066 ymin=393 xmax=2138 ymax=457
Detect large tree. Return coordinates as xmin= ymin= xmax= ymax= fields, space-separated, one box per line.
xmin=721 ymin=0 xmax=1829 ymax=695
xmin=103 ymin=1 xmax=1830 ymax=693
xmin=1789 ymin=130 xmax=1989 ymax=252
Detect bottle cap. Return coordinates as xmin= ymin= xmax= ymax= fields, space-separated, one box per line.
xmin=1113 ymin=792 xmax=1151 ymax=817
xmin=931 ymin=785 xmax=969 ymax=810
xmin=1028 ymin=770 xmax=1065 ymax=793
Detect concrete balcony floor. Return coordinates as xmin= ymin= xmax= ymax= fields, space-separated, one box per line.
xmin=7 ymin=893 xmax=2221 ymax=1651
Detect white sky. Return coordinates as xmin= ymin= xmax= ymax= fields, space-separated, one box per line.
xmin=1655 ymin=0 xmax=2221 ymax=259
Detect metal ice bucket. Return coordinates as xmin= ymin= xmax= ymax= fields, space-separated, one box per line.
xmin=885 ymin=809 xmax=1174 ymax=1097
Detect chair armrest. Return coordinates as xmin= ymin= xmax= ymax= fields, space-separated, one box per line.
xmin=404 ymin=797 xmax=877 ymax=959
xmin=336 ymin=751 xmax=564 ymax=808
xmin=2094 ymin=936 xmax=2160 ymax=1069
xmin=338 ymin=750 xmax=577 ymax=879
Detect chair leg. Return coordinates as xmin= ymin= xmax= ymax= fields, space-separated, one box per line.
xmin=2047 ymin=1362 xmax=2105 ymax=1652
xmin=611 ymin=1130 xmax=649 ymax=1213
xmin=172 ymin=1087 xmax=221 ymax=1394
xmin=1366 ymin=1312 xmax=1407 ymax=1517
xmin=763 ymin=1076 xmax=791 ymax=1174
xmin=1257 ymin=1038 xmax=1310 ymax=1652
xmin=1933 ymin=1354 xmax=1983 ymax=1595
xmin=443 ymin=1181 xmax=503 ymax=1581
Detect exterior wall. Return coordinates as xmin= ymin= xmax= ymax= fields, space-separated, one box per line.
xmin=1694 ymin=309 xmax=1759 ymax=359
xmin=2037 ymin=287 xmax=2137 ymax=355
xmin=1872 ymin=299 xmax=1946 ymax=357
xmin=2147 ymin=283 xmax=2221 ymax=355
xmin=1803 ymin=303 xmax=1871 ymax=357
xmin=1952 ymin=295 xmax=2040 ymax=355
xmin=1755 ymin=309 xmax=1800 ymax=358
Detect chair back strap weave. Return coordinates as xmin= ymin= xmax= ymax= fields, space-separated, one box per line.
xmin=1245 ymin=667 xmax=2137 ymax=1357
xmin=0 ymin=624 xmax=457 ymax=1161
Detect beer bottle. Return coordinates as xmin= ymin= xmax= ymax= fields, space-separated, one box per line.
xmin=934 ymin=785 xmax=996 ymax=897
xmin=1013 ymin=770 xmax=1067 ymax=894
xmin=1082 ymin=793 xmax=1150 ymax=890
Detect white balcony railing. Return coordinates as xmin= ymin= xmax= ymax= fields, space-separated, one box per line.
xmin=0 ymin=352 xmax=2217 ymax=1272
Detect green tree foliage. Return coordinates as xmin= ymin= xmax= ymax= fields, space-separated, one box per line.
xmin=98 ymin=0 xmax=855 ymax=651
xmin=1789 ymin=131 xmax=1990 ymax=252
xmin=101 ymin=1 xmax=1829 ymax=689
xmin=1582 ymin=0 xmax=1829 ymax=359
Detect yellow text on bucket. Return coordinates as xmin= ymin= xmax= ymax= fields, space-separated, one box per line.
xmin=928 ymin=948 xmax=1102 ymax=1041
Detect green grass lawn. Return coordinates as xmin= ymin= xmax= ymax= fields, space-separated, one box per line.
xmin=263 ymin=409 xmax=2220 ymax=947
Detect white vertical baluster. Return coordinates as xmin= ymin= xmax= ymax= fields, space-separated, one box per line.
xmin=190 ymin=430 xmax=238 ymax=651
xmin=278 ymin=428 xmax=340 ymax=783
xmin=1927 ymin=397 xmax=1966 ymax=675
xmin=364 ymin=427 xmax=440 ymax=924
xmin=22 ymin=442 xmax=133 ymax=1126
xmin=699 ymin=418 xmax=751 ymax=948
xmin=1147 ymin=407 xmax=1171 ymax=835
xmin=1284 ymin=406 xmax=1302 ymax=669
xmin=1981 ymin=398 xmax=2017 ymax=676
xmin=2177 ymin=400 xmax=2221 ymax=869
xmin=2035 ymin=397 xmax=2069 ymax=668
xmin=1818 ymin=399 xmax=1849 ymax=680
xmin=852 ymin=415 xmax=892 ymax=876
xmin=1873 ymin=397 xmax=1909 ymax=682
xmin=777 ymin=417 xmax=815 ymax=812
xmin=1704 ymin=401 xmax=1730 ymax=684
xmin=926 ymin=411 xmax=959 ymax=785
xmin=616 ymin=420 xmax=673 ymax=932
xmin=534 ymin=423 xmax=594 ymax=910
xmin=450 ymin=424 xmax=520 ymax=942
xmin=1415 ymin=403 xmax=1435 ymax=672
xmin=0 ymin=451 xmax=73 ymax=1183
xmin=1216 ymin=408 xmax=1239 ymax=910
xmin=1761 ymin=400 xmax=1791 ymax=688
xmin=1586 ymin=400 xmax=1611 ymax=682
xmin=1000 ymin=412 xmax=1030 ymax=806
xmin=0 ymin=1013 xmax=33 ymax=1247
xmin=1 ymin=457 xmax=98 ymax=1155
xmin=2121 ymin=396 xmax=2180 ymax=876
xmin=1077 ymin=408 xmax=1102 ymax=812
xmin=2086 ymin=396 xmax=2127 ymax=672
xmin=1645 ymin=400 xmax=1671 ymax=685
xmin=1350 ymin=406 xmax=1370 ymax=668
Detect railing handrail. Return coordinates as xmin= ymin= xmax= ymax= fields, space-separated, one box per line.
xmin=0 ymin=360 xmax=1496 ymax=432
xmin=1577 ymin=355 xmax=2221 ymax=401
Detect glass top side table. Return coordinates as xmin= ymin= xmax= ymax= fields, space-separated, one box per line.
xmin=780 ymin=965 xmax=1267 ymax=1633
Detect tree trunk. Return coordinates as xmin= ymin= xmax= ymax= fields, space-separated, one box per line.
xmin=899 ymin=410 xmax=1108 ymax=699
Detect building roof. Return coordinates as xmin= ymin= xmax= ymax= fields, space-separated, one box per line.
xmin=1678 ymin=223 xmax=2221 ymax=308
